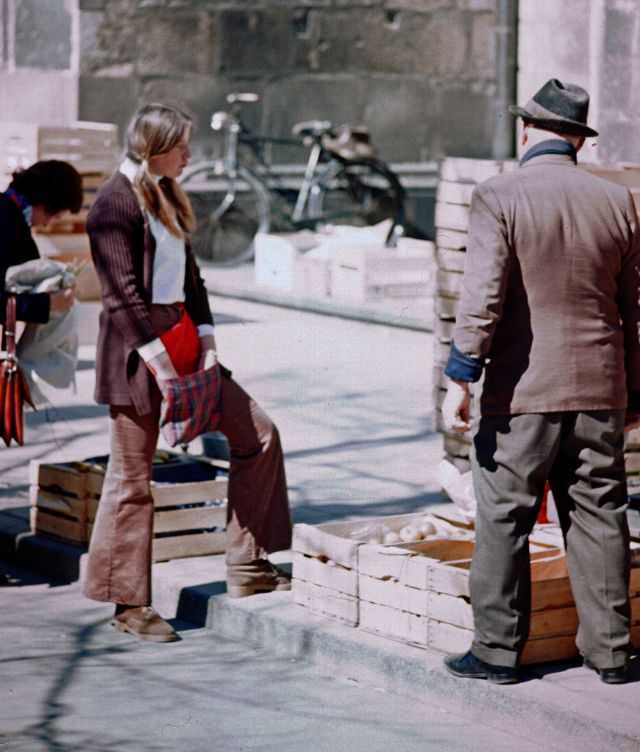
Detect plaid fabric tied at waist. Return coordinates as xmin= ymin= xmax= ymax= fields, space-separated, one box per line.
xmin=159 ymin=363 xmax=222 ymax=447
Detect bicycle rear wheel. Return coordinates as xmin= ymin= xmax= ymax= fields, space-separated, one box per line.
xmin=180 ymin=162 xmax=271 ymax=266
xmin=306 ymin=157 xmax=405 ymax=232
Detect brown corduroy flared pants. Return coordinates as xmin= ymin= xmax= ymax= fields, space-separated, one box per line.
xmin=83 ymin=373 xmax=292 ymax=606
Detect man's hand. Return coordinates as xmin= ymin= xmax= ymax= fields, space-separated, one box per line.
xmin=146 ymin=348 xmax=178 ymax=382
xmin=198 ymin=333 xmax=218 ymax=371
xmin=442 ymin=380 xmax=472 ymax=433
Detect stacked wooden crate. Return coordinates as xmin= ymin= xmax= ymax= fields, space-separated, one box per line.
xmin=0 ymin=121 xmax=118 ymax=301
xmin=0 ymin=121 xmax=118 ymax=185
xmin=357 ymin=536 xmax=640 ymax=663
xmin=292 ymin=509 xmax=473 ymax=626
xmin=29 ymin=453 xmax=229 ymax=562
xmin=433 ymin=157 xmax=516 ymax=468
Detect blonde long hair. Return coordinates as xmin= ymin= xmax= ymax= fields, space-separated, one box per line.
xmin=125 ymin=103 xmax=194 ymax=238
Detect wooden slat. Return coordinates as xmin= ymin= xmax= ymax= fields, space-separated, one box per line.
xmin=434 ymin=317 xmax=455 ymax=341
xmin=150 ymin=478 xmax=228 ymax=506
xmin=436 ymin=180 xmax=475 ymax=206
xmin=520 ymin=634 xmax=578 ymax=665
xmin=153 ymin=505 xmax=227 ymax=534
xmin=292 ymin=551 xmax=357 ymax=597
xmin=436 ymin=228 xmax=468 ymax=251
xmin=151 ymin=530 xmax=226 ymax=562
xmin=292 ymin=578 xmax=359 ymax=626
xmin=435 ymin=296 xmax=458 ymax=320
xmin=436 ymin=247 xmax=467 ymax=273
xmin=440 ymin=157 xmax=505 ymax=184
xmin=359 ymin=599 xmax=428 ymax=645
xmin=436 ymin=268 xmax=464 ymax=298
xmin=31 ymin=461 xmax=99 ymax=499
xmin=31 ymin=508 xmax=87 ymax=544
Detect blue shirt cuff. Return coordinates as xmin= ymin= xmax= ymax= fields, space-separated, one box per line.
xmin=445 ymin=340 xmax=484 ymax=382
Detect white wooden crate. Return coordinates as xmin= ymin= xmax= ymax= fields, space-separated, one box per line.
xmin=330 ymin=239 xmax=435 ymax=302
xmin=292 ymin=507 xmax=472 ymax=626
xmin=357 ymin=535 xmax=640 ymax=664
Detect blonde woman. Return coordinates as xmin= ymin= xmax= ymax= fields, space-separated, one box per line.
xmin=83 ymin=104 xmax=292 ymax=642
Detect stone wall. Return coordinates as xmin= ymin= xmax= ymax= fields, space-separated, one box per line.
xmin=78 ymin=0 xmax=504 ymax=163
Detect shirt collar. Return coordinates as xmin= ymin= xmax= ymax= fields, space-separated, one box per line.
xmin=119 ymin=157 xmax=161 ymax=183
xmin=4 ymin=188 xmax=32 ymax=227
xmin=520 ymin=138 xmax=577 ymax=166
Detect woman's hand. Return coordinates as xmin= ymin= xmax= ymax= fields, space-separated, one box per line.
xmin=146 ymin=348 xmax=178 ymax=383
xmin=199 ymin=333 xmax=218 ymax=371
xmin=50 ymin=287 xmax=76 ymax=313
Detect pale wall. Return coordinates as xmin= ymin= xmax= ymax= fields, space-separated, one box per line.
xmin=518 ymin=0 xmax=640 ymax=164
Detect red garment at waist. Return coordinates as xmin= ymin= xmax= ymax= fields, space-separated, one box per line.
xmin=151 ymin=303 xmax=201 ymax=376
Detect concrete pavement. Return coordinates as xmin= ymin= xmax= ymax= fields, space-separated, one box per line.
xmin=1 ymin=293 xmax=640 ymax=751
xmin=1 ymin=560 xmax=560 ymax=752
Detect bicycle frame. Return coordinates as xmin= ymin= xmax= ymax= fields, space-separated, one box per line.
xmin=180 ymin=92 xmax=406 ymax=263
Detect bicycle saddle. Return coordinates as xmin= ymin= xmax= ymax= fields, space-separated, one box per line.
xmin=321 ymin=124 xmax=375 ymax=160
xmin=292 ymin=120 xmax=333 ymax=139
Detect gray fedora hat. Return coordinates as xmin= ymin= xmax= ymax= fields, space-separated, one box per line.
xmin=509 ymin=78 xmax=598 ymax=138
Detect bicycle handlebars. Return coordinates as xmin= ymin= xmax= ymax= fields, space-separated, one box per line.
xmin=226 ymin=92 xmax=260 ymax=104
xmin=291 ymin=120 xmax=333 ymax=139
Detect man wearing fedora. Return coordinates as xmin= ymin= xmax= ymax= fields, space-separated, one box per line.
xmin=441 ymin=78 xmax=640 ymax=684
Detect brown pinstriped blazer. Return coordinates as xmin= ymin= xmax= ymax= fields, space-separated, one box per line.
xmin=454 ymin=151 xmax=640 ymax=415
xmin=87 ymin=171 xmax=213 ymax=415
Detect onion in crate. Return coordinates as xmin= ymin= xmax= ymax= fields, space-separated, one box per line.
xmin=399 ymin=524 xmax=419 ymax=542
xmin=418 ymin=517 xmax=436 ymax=538
xmin=383 ymin=530 xmax=400 ymax=545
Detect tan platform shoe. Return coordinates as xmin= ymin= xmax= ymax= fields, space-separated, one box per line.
xmin=111 ymin=606 xmax=179 ymax=642
xmin=226 ymin=559 xmax=291 ymax=598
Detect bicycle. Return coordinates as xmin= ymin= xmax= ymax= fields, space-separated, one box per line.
xmin=179 ymin=92 xmax=406 ymax=266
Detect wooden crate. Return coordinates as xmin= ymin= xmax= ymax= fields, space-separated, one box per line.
xmin=357 ymin=537 xmax=640 ymax=664
xmin=0 ymin=122 xmax=118 ymax=185
xmin=292 ymin=508 xmax=473 ymax=626
xmin=29 ymin=454 xmax=229 ymax=561
xmin=331 ymin=240 xmax=434 ymax=302
xmin=254 ymin=231 xmax=319 ymax=292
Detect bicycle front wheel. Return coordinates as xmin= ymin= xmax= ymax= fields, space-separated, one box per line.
xmin=180 ymin=162 xmax=271 ymax=266
xmin=306 ymin=157 xmax=405 ymax=231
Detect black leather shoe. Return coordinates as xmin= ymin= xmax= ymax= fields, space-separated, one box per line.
xmin=583 ymin=658 xmax=629 ymax=685
xmin=444 ymin=650 xmax=519 ymax=685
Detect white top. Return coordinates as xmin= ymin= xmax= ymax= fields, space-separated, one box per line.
xmin=119 ymin=159 xmax=214 ymax=363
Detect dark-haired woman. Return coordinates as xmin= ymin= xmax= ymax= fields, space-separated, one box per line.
xmin=1 ymin=160 xmax=83 ymax=322
xmin=83 ymin=103 xmax=292 ymax=643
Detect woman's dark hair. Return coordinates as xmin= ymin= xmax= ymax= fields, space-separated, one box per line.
xmin=10 ymin=160 xmax=83 ymax=214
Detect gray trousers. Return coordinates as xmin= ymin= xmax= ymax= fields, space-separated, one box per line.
xmin=470 ymin=410 xmax=631 ymax=669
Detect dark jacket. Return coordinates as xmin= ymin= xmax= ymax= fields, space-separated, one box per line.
xmin=87 ymin=171 xmax=214 ymax=415
xmin=0 ymin=193 xmax=50 ymax=324
xmin=453 ymin=150 xmax=640 ymax=415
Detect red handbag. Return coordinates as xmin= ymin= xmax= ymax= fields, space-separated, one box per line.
xmin=0 ymin=295 xmax=35 ymax=447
